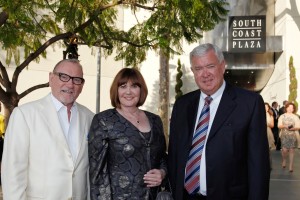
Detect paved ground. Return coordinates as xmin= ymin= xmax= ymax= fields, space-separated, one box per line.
xmin=269 ymin=149 xmax=300 ymax=200
xmin=0 ymin=150 xmax=298 ymax=199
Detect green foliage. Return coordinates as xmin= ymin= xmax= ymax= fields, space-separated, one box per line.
xmin=0 ymin=0 xmax=60 ymax=65
xmin=115 ymin=0 xmax=229 ymax=65
xmin=175 ymin=59 xmax=183 ymax=99
xmin=0 ymin=0 xmax=228 ymax=66
xmin=288 ymin=56 xmax=298 ymax=111
xmin=0 ymin=0 xmax=228 ymax=116
xmin=0 ymin=0 xmax=120 ymax=65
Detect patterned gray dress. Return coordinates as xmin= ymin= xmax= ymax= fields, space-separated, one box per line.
xmin=278 ymin=113 xmax=300 ymax=149
xmin=88 ymin=109 xmax=167 ymax=200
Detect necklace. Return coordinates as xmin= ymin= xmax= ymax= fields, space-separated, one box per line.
xmin=118 ymin=108 xmax=140 ymax=124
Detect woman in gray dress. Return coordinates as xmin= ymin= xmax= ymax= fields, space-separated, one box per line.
xmin=278 ymin=102 xmax=300 ymax=172
xmin=88 ymin=68 xmax=167 ymax=200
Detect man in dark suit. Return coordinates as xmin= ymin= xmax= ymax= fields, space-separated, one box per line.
xmin=271 ymin=101 xmax=280 ymax=150
xmin=278 ymin=100 xmax=287 ymax=116
xmin=168 ymin=43 xmax=270 ymax=200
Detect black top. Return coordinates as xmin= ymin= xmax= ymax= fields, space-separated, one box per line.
xmin=88 ymin=108 xmax=167 ymax=200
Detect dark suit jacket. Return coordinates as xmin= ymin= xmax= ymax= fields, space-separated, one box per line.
xmin=168 ymin=84 xmax=270 ymax=200
xmin=271 ymin=108 xmax=279 ymax=136
xmin=278 ymin=107 xmax=285 ymax=116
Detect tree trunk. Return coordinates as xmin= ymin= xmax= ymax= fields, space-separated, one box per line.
xmin=1 ymin=92 xmax=20 ymax=129
xmin=158 ymin=49 xmax=170 ymax=147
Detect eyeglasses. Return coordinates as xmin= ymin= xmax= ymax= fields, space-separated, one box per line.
xmin=53 ymin=72 xmax=85 ymax=85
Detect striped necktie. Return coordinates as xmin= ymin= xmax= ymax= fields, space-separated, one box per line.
xmin=184 ymin=96 xmax=213 ymax=194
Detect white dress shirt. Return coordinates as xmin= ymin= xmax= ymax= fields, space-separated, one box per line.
xmin=51 ymin=94 xmax=79 ymax=163
xmin=194 ymin=81 xmax=226 ymax=196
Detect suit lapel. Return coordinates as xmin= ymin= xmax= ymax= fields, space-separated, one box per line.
xmin=74 ymin=106 xmax=88 ymax=167
xmin=186 ymin=91 xmax=201 ymax=145
xmin=38 ymin=95 xmax=73 ymax=158
xmin=208 ymin=84 xmax=237 ymax=141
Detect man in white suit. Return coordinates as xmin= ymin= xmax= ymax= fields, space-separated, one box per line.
xmin=1 ymin=59 xmax=94 ymax=200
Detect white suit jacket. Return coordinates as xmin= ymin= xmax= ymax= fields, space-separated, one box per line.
xmin=1 ymin=94 xmax=94 ymax=200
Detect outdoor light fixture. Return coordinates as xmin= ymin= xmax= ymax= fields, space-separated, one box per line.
xmin=63 ymin=35 xmax=79 ymax=60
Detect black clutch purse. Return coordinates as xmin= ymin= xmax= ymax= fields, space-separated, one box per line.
xmin=156 ymin=178 xmax=174 ymax=200
xmin=156 ymin=191 xmax=173 ymax=200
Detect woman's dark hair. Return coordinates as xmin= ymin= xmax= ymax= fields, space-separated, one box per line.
xmin=264 ymin=102 xmax=273 ymax=115
xmin=110 ymin=68 xmax=148 ymax=108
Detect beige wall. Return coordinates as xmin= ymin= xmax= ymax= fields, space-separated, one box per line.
xmin=260 ymin=0 xmax=300 ymax=108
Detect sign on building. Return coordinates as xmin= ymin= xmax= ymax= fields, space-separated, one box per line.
xmin=228 ymin=15 xmax=266 ymax=53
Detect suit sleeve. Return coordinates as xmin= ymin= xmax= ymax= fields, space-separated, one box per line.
xmin=155 ymin=116 xmax=168 ymax=175
xmin=248 ymin=95 xmax=270 ymax=200
xmin=1 ymin=108 xmax=29 ymax=200
xmin=88 ymin=115 xmax=112 ymax=200
xmin=167 ymin=100 xmax=179 ymax=195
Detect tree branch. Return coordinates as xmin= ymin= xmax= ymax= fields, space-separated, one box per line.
xmin=30 ymin=11 xmax=47 ymax=34
xmin=0 ymin=61 xmax=11 ymax=88
xmin=120 ymin=1 xmax=159 ymax=11
xmin=19 ymin=82 xmax=49 ymax=99
xmin=11 ymin=32 xmax=74 ymax=90
xmin=132 ymin=2 xmax=158 ymax=11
